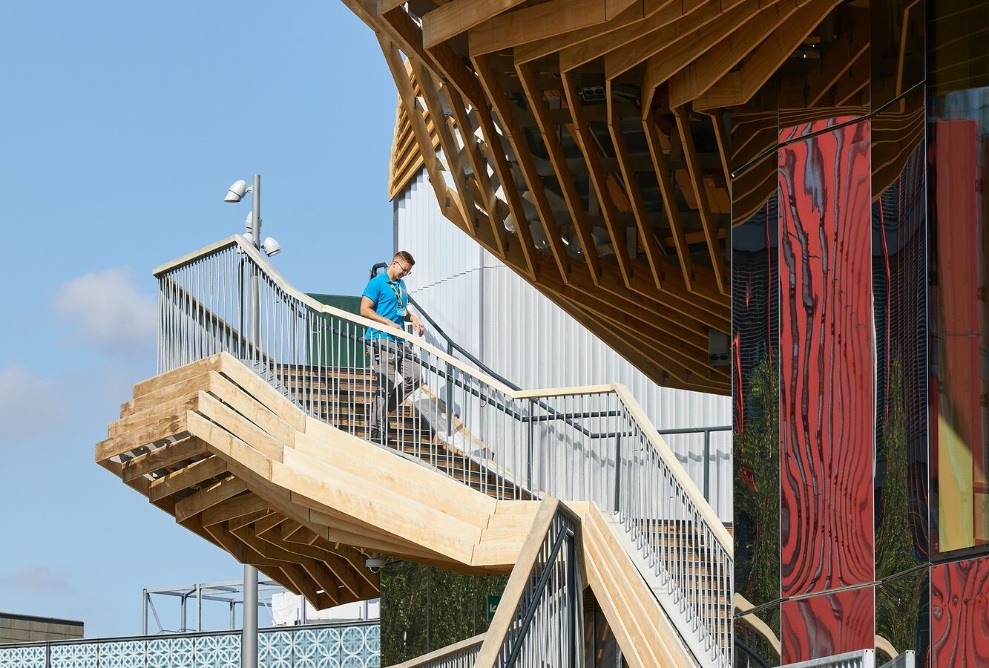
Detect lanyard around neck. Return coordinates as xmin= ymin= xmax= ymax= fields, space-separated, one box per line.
xmin=388 ymin=279 xmax=405 ymax=308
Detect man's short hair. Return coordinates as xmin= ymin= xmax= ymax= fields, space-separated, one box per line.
xmin=394 ymin=250 xmax=415 ymax=266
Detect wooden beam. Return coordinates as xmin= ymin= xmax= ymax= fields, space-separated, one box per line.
xmin=515 ymin=61 xmax=604 ymax=282
xmin=471 ymin=57 xmax=572 ymax=282
xmin=673 ymin=107 xmax=727 ymax=293
xmin=422 ymin=0 xmax=530 ymax=48
xmin=607 ymin=92 xmax=664 ymax=290
xmin=561 ymin=69 xmax=635 ymax=287
xmin=469 ymin=0 xmax=614 ymax=56
xmin=409 ymin=61 xmax=480 ymax=238
xmin=667 ymin=0 xmax=808 ymax=108
xmin=379 ymin=38 xmax=471 ymax=234
xmin=562 ymin=0 xmax=714 ymax=76
xmin=640 ymin=0 xmax=779 ymax=112
xmin=514 ymin=0 xmax=664 ymax=65
xmin=148 ymin=456 xmax=228 ymax=503
xmin=693 ymin=0 xmax=841 ymax=110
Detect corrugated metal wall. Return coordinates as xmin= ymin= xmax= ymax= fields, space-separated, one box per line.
xmin=393 ymin=170 xmax=733 ymax=520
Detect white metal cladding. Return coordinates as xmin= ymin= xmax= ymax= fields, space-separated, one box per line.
xmin=394 ymin=169 xmax=733 ymax=521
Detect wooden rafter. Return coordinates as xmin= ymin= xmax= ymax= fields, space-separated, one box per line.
xmin=340 ymin=0 xmax=922 ymax=394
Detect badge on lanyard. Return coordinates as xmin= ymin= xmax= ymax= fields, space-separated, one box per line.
xmin=390 ymin=280 xmax=407 ymax=317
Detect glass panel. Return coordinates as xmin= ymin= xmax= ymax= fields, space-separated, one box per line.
xmin=873 ymin=86 xmax=930 ymax=570
xmin=927 ymin=0 xmax=989 ymax=557
xmin=877 ymin=569 xmax=930 ymax=666
xmin=928 ymin=86 xmax=989 ymax=554
xmin=735 ymin=604 xmax=781 ymax=668
xmin=780 ymin=588 xmax=875 ymax=664
xmin=872 ymin=0 xmax=925 ymax=111
xmin=778 ymin=117 xmax=875 ymax=596
xmin=930 ymin=555 xmax=989 ymax=667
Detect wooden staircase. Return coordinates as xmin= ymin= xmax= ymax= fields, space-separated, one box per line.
xmin=96 ymin=352 xmax=728 ymax=667
xmin=270 ymin=363 xmax=533 ymax=500
xmin=96 ymin=352 xmax=543 ymax=608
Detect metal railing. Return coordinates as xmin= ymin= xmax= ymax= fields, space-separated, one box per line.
xmin=781 ymin=650 xmax=876 ymax=668
xmin=475 ymin=502 xmax=583 ymax=668
xmin=386 ymin=635 xmax=484 ymax=668
xmin=154 ymin=236 xmax=733 ymax=666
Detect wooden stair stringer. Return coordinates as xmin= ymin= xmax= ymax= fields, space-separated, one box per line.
xmin=573 ymin=502 xmax=701 ymax=668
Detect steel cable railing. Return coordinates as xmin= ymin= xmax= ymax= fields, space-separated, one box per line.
xmin=154 ymin=236 xmax=733 ymax=666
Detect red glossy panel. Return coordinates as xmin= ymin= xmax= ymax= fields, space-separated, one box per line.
xmin=781 ymin=587 xmax=874 ymax=664
xmin=778 ymin=118 xmax=875 ymax=596
xmin=931 ymin=557 xmax=989 ymax=668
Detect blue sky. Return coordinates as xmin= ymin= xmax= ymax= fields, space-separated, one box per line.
xmin=0 ymin=2 xmax=397 ymax=637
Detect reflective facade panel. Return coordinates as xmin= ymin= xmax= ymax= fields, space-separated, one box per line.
xmin=930 ymin=556 xmax=989 ymax=667
xmin=778 ymin=117 xmax=875 ymax=598
xmin=780 ymin=588 xmax=875 ymax=665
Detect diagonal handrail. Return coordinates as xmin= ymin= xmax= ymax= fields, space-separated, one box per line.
xmin=473 ymin=499 xmax=582 ymax=668
xmin=154 ymin=236 xmax=733 ymax=666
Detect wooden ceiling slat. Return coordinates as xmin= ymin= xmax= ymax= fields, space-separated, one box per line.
xmin=643 ymin=114 xmax=696 ymax=291
xmin=516 ymin=61 xmax=605 ymax=284
xmin=561 ymin=70 xmax=636 ymax=288
xmin=469 ymin=0 xmax=612 ymax=56
xmin=422 ymin=0 xmax=529 ymax=48
xmin=673 ymin=108 xmax=727 ymax=294
xmin=640 ymin=0 xmax=777 ymax=112
xmin=667 ymin=0 xmax=811 ymax=108
xmin=693 ymin=0 xmax=842 ymax=110
xmin=570 ymin=0 xmax=714 ymax=76
xmin=607 ymin=90 xmax=665 ymax=290
xmin=470 ymin=58 xmax=573 ymax=282
xmin=514 ymin=0 xmax=669 ymax=65
xmin=411 ymin=61 xmax=480 ymax=238
xmin=380 ymin=38 xmax=473 ymax=240
xmin=448 ymin=58 xmax=542 ymax=278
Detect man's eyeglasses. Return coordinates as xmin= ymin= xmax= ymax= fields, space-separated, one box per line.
xmin=393 ymin=260 xmax=412 ymax=276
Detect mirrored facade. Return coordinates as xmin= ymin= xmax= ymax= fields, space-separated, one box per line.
xmin=732 ymin=0 xmax=989 ymax=665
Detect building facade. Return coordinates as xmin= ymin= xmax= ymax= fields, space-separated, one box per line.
xmin=732 ymin=1 xmax=988 ymax=665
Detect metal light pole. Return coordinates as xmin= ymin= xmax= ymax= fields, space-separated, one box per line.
xmin=225 ymin=173 xmax=262 ymax=668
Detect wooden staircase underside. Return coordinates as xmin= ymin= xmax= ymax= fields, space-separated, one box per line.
xmin=95 ymin=352 xmax=542 ymax=608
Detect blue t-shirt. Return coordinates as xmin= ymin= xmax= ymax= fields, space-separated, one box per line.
xmin=362 ymin=272 xmax=408 ymax=341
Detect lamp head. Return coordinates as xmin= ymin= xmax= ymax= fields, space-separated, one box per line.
xmin=224 ymin=179 xmax=250 ymax=203
xmin=261 ymin=237 xmax=281 ymax=257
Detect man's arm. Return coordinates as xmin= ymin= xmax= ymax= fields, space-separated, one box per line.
xmin=361 ymin=296 xmax=401 ymax=330
xmin=408 ymin=311 xmax=425 ymax=337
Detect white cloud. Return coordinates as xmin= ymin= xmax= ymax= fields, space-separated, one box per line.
xmin=0 ymin=566 xmax=73 ymax=595
xmin=0 ymin=366 xmax=69 ymax=444
xmin=55 ymin=267 xmax=156 ymax=358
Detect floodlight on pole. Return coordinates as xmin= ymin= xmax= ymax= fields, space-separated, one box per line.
xmin=224 ymin=174 xmax=281 ymax=257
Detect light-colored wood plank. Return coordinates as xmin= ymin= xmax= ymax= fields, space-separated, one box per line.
xmin=148 ymin=455 xmax=227 ymax=503
xmin=608 ymin=95 xmax=664 ymax=290
xmin=422 ymin=0 xmax=529 ymax=48
xmin=469 ymin=0 xmax=609 ymax=56
xmin=175 ymin=475 xmax=249 ymax=524
xmin=672 ymin=107 xmax=727 ymax=293
xmin=693 ymin=0 xmax=841 ymax=109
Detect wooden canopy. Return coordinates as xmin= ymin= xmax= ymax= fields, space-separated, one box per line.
xmin=344 ymin=0 xmax=920 ymax=394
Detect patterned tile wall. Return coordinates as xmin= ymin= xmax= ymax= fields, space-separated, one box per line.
xmin=0 ymin=622 xmax=380 ymax=668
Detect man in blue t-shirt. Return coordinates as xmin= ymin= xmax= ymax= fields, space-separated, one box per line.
xmin=361 ymin=250 xmax=425 ymax=442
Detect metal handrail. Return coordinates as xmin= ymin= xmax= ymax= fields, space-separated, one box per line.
xmin=474 ymin=500 xmax=582 ymax=668
xmin=154 ymin=236 xmax=734 ymax=666
xmin=386 ymin=634 xmax=484 ymax=668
